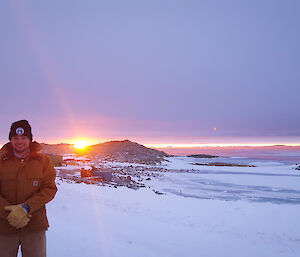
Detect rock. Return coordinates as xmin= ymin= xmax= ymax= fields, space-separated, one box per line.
xmin=192 ymin=162 xmax=256 ymax=167
xmin=153 ymin=190 xmax=165 ymax=195
xmin=187 ymin=154 xmax=219 ymax=158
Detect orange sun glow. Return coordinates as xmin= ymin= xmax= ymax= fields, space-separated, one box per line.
xmin=74 ymin=140 xmax=90 ymax=149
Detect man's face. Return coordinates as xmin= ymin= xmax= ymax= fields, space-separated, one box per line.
xmin=11 ymin=135 xmax=30 ymax=153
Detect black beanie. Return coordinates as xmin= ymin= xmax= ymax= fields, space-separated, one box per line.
xmin=9 ymin=120 xmax=33 ymax=141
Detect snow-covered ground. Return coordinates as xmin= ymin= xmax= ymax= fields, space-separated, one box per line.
xmin=21 ymin=156 xmax=300 ymax=257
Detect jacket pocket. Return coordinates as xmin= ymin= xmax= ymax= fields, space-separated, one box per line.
xmin=0 ymin=172 xmax=17 ymax=202
xmin=25 ymin=167 xmax=43 ymax=197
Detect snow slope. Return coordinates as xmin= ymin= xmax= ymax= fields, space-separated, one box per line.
xmin=46 ymin=182 xmax=300 ymax=257
xmin=19 ymin=157 xmax=300 ymax=257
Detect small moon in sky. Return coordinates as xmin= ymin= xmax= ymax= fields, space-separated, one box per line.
xmin=213 ymin=127 xmax=217 ymax=131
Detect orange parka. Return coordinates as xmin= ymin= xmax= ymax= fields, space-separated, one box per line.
xmin=0 ymin=142 xmax=57 ymax=234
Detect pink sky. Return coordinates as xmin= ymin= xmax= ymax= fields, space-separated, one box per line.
xmin=0 ymin=1 xmax=299 ymax=147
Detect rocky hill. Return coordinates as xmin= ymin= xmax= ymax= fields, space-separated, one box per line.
xmin=40 ymin=143 xmax=76 ymax=155
xmin=86 ymin=140 xmax=168 ymax=164
xmin=40 ymin=140 xmax=168 ymax=164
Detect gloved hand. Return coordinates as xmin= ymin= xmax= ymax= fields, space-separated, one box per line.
xmin=4 ymin=204 xmax=32 ymax=229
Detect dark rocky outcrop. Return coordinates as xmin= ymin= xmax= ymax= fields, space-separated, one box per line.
xmin=192 ymin=162 xmax=256 ymax=167
xmin=187 ymin=154 xmax=219 ymax=158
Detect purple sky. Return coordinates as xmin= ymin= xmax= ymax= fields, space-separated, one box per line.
xmin=0 ymin=0 xmax=299 ymax=145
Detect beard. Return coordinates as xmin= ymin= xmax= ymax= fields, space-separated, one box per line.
xmin=13 ymin=147 xmax=30 ymax=157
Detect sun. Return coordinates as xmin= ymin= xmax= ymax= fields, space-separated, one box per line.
xmin=74 ymin=140 xmax=90 ymax=150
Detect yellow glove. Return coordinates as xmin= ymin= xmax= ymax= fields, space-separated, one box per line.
xmin=4 ymin=204 xmax=32 ymax=229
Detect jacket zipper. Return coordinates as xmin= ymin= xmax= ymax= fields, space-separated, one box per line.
xmin=18 ymin=159 xmax=25 ymax=204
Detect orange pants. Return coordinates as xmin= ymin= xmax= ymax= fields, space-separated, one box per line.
xmin=0 ymin=230 xmax=46 ymax=257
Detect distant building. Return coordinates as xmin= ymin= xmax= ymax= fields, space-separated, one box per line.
xmin=63 ymin=154 xmax=91 ymax=165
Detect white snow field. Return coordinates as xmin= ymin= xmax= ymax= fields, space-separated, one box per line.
xmin=23 ymin=157 xmax=300 ymax=257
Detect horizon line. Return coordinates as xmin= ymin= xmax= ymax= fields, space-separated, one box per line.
xmin=1 ymin=141 xmax=300 ymax=149
xmin=146 ymin=143 xmax=300 ymax=148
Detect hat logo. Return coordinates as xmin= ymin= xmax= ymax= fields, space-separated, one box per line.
xmin=16 ymin=127 xmax=25 ymax=135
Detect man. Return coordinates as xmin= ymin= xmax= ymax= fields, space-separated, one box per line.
xmin=0 ymin=120 xmax=57 ymax=257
